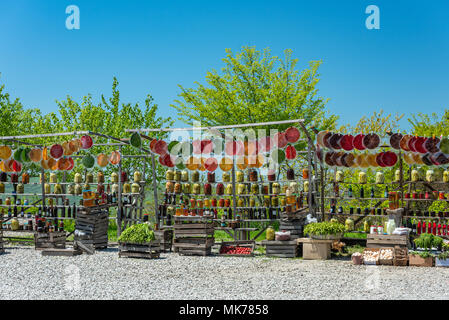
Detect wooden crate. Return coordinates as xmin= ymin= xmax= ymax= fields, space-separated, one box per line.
xmin=409 ymin=254 xmax=434 ymax=267
xmin=173 ymin=216 xmax=214 ymax=256
xmin=297 ymin=238 xmax=332 ymax=260
xmin=118 ymin=241 xmax=161 ymax=259
xmin=41 ymin=248 xmax=82 ymax=257
xmin=154 ymin=229 xmax=173 ymax=252
xmin=218 ymin=240 xmax=255 ymax=257
xmin=362 ymin=248 xmax=380 ymax=265
xmin=34 ymin=232 xmax=66 ymax=250
xmin=75 ymin=208 xmax=109 ymax=250
xmin=279 ymin=219 xmax=304 ymax=240
xmin=379 ymin=248 xmax=394 ymax=265
xmin=367 ymin=234 xmax=408 ymax=249
xmin=263 ymin=240 xmax=299 ymax=258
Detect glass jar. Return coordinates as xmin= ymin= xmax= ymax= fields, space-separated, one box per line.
xmin=225 ymin=184 xmax=233 ymax=195
xmin=110 ymin=172 xmax=118 ymax=183
xmin=238 ymin=198 xmax=245 ymax=207
xmin=249 ymin=198 xmax=256 ymax=207
xmin=204 ymin=183 xmax=212 ymax=195
xmin=192 ymin=183 xmax=201 ymax=194
xmin=86 ymin=173 xmax=94 ymax=183
xmin=249 ymin=170 xmax=258 ymax=182
xmin=302 ymin=168 xmax=309 ymax=180
xmin=75 ymin=184 xmax=83 ymax=195
xmin=166 ymin=181 xmax=174 ymax=193
xmin=237 ymin=183 xmax=246 ymax=195
xmin=174 ymin=170 xmax=182 ymax=182
xmin=251 ymin=183 xmax=259 ymax=194
xmin=207 ymin=172 xmax=215 ymax=183
xmin=287 ymin=168 xmax=295 ymax=180
xmin=216 ymin=183 xmax=224 ymax=195
xmin=165 ymin=170 xmax=174 ymax=181
xmin=183 ymin=183 xmax=191 ymax=194
xmin=181 ymin=170 xmax=189 ymax=182
xmin=358 ymin=172 xmax=367 ymax=184
xmin=272 ymin=183 xmax=280 ymax=194
xmin=97 ymin=172 xmax=105 ymax=183
xmin=191 ymin=171 xmax=200 ymax=182
xmin=174 ymin=183 xmax=182 ymax=194
xmin=336 ymin=170 xmax=344 ymax=183
xmin=222 ymin=172 xmax=231 ymax=182
xmin=122 ymin=183 xmax=131 ymax=194
xmin=267 ymin=171 xmax=276 ymax=181
xmin=236 ymin=170 xmax=244 ymax=182
xmin=375 ymin=172 xmax=384 ymax=184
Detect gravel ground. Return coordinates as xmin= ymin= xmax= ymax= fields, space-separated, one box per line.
xmin=1 ymin=245 xmax=449 ymax=300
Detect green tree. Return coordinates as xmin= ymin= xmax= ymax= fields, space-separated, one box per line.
xmin=408 ymin=111 xmax=449 ymax=136
xmin=171 ymin=46 xmax=337 ymax=132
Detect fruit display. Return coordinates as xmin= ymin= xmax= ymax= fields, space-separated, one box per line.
xmin=219 ymin=245 xmax=253 ymax=255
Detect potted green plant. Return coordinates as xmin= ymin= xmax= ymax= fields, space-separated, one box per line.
xmin=409 ymin=233 xmax=443 ymax=267
xmin=435 ymin=243 xmax=449 ymax=267
xmin=304 ymin=221 xmax=345 ymax=240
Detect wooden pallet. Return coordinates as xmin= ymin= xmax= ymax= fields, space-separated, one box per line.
xmin=118 ymin=241 xmax=161 ymax=259
xmin=367 ymin=234 xmax=408 ymax=249
xmin=34 ymin=232 xmax=66 ymax=250
xmin=218 ymin=240 xmax=255 ymax=257
xmin=154 ymin=229 xmax=173 ymax=252
xmin=173 ymin=216 xmax=214 ymax=256
xmin=41 ymin=248 xmax=83 ymax=257
xmin=75 ymin=208 xmax=109 ymax=250
xmin=263 ymin=240 xmax=299 ymax=258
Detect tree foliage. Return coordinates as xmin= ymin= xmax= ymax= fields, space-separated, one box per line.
xmin=171 ymin=46 xmax=338 ymax=132
xmin=408 ymin=111 xmax=449 ymax=137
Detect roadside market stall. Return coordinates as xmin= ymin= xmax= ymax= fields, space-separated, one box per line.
xmin=0 ymin=131 xmax=149 ymax=250
xmin=126 ymin=119 xmax=320 ymax=255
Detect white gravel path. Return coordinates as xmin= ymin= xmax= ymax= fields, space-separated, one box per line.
xmin=1 ymin=245 xmax=448 ymax=300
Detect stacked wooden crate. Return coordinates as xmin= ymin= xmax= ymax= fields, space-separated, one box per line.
xmin=0 ymin=213 xmax=4 ymax=254
xmin=263 ymin=240 xmax=299 ymax=258
xmin=279 ymin=218 xmax=304 ymax=240
xmin=34 ymin=232 xmax=66 ymax=250
xmin=173 ymin=216 xmax=214 ymax=256
xmin=118 ymin=240 xmax=161 ymax=259
xmin=74 ymin=206 xmax=109 ymax=250
xmin=367 ymin=234 xmax=408 ymax=249
xmin=154 ymin=229 xmax=173 ymax=253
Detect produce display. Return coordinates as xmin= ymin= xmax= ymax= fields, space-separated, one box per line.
xmin=118 ymin=223 xmax=155 ymax=244
xmin=219 ymin=245 xmax=253 ymax=255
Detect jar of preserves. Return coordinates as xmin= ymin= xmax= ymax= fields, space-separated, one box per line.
xmin=225 ymin=184 xmax=233 ymax=195
xmin=211 ymin=198 xmax=218 ymax=207
xmin=287 ymin=168 xmax=295 ymax=180
xmin=345 ymin=218 xmax=354 ymax=231
xmin=5 ymin=197 xmax=11 ymax=206
xmin=133 ymin=171 xmax=142 ymax=183
xmin=216 ymin=183 xmax=224 ymax=195
xmin=264 ymin=197 xmax=270 ymax=207
xmin=238 ymin=198 xmax=245 ymax=207
xmin=44 ymin=183 xmax=51 ymax=194
xmin=236 ymin=171 xmax=244 ymax=182
xmin=262 ymin=184 xmax=269 ymax=195
xmin=204 ymin=198 xmax=210 ymax=207
xmin=17 ymin=183 xmax=24 ymax=194
xmin=375 ymin=172 xmax=384 ymax=184
xmin=54 ymin=183 xmax=63 ymax=194
xmin=280 ymin=197 xmax=286 ymax=206
xmin=204 ymin=183 xmax=212 ymax=195
xmin=74 ymin=173 xmax=82 ymax=184
xmin=183 ymin=183 xmax=191 ymax=194
xmin=222 ymin=172 xmax=231 ymax=182
xmin=426 ymin=170 xmax=434 ymax=183
xmin=237 ymin=183 xmax=246 ymax=195
xmin=192 ymin=183 xmax=201 ymax=194
xmin=411 ymin=169 xmax=420 ymax=182
xmin=68 ymin=184 xmax=75 ymax=195
xmin=394 ymin=169 xmax=401 ymax=182
xmin=75 ymin=184 xmax=83 ymax=195
xmin=302 ymin=168 xmax=309 ymax=180
xmin=358 ymin=172 xmax=367 ymax=184
xmin=123 ymin=183 xmax=131 ymax=194
xmin=0 ymin=172 xmax=7 ymax=182
xmin=39 ymin=173 xmax=46 ymax=184
xmin=249 ymin=198 xmax=256 ymax=207
xmin=271 ymin=196 xmax=279 ymax=207
xmin=191 ymin=171 xmax=200 ymax=182
xmin=21 ymin=172 xmax=30 ymax=184
xmin=111 ymin=183 xmax=119 ymax=194
xmin=181 ymin=170 xmax=189 ymax=182
xmin=49 ymin=173 xmax=57 ymax=184
xmin=444 ymin=170 xmax=449 ymax=183
xmin=111 ymin=172 xmax=118 ymax=183
xmin=303 ymin=181 xmax=309 ymax=193
xmin=336 ymin=170 xmax=344 ymax=183
xmin=249 ymin=170 xmax=258 ymax=182
xmin=166 ymin=170 xmax=174 ymax=181
xmin=266 ymin=226 xmax=275 ymax=240
xmin=251 ymin=183 xmax=259 ymax=194
xmin=172 ymin=182 xmax=180 ymax=194
xmin=218 ymin=198 xmax=225 ymax=207
xmin=174 ymin=170 xmax=181 ymax=182
xmin=165 ymin=181 xmax=174 ymax=193
xmin=97 ymin=171 xmax=105 ymax=183
xmin=267 ymin=171 xmax=276 ymax=181
xmin=206 ymin=172 xmax=215 ymax=183
xmin=272 ymin=183 xmax=280 ymax=194
xmin=224 ymin=199 xmax=231 ymax=207
xmin=197 ymin=199 xmax=204 ymax=208
xmin=86 ymin=173 xmax=94 ymax=183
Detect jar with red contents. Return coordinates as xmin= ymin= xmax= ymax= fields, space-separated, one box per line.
xmin=216 ymin=183 xmax=224 ymax=195
xmin=11 ymin=174 xmax=18 ymax=183
xmin=218 ymin=198 xmax=225 ymax=207
xmin=268 ymin=172 xmax=276 ymax=181
xmin=249 ymin=170 xmax=258 ymax=182
xmin=286 ymin=169 xmax=295 ymax=180
xmin=207 ymin=172 xmax=215 ymax=183
xmin=204 ymin=183 xmax=212 ymax=195
xmin=262 ymin=184 xmax=269 ymax=195
xmin=121 ymin=171 xmax=128 ymax=183
xmin=224 ymin=199 xmax=231 ymax=207
xmin=97 ymin=183 xmax=105 ymax=194
xmin=211 ymin=198 xmax=217 ymax=207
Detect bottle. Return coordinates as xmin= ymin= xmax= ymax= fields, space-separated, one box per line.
xmin=360 ymin=187 xmax=364 ymax=199
xmin=72 ymin=203 xmax=77 ymax=219
xmin=384 ymin=186 xmax=388 ymax=199
xmin=13 ymin=205 xmax=17 ymax=217
xmin=337 ymin=206 xmax=343 ymax=214
xmin=348 ymin=185 xmax=353 ymax=198
xmin=417 ymin=221 xmax=421 ymax=235
xmin=20 ymin=206 xmax=24 ymax=218
xmin=67 ymin=205 xmax=72 ymax=219
xmin=370 ymin=187 xmax=375 ymax=198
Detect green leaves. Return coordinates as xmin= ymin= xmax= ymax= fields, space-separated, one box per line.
xmin=171 ymin=46 xmax=338 ymax=131
xmin=304 ymin=221 xmax=345 ymax=236
xmin=118 ymin=223 xmax=155 ymax=244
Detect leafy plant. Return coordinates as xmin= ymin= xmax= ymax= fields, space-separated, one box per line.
xmin=438 ymin=251 xmax=449 ymax=260
xmin=410 ymin=250 xmax=433 ymax=259
xmin=413 ymin=233 xmax=443 ymax=251
xmin=304 ymin=221 xmax=345 ymax=236
xmin=428 ymin=201 xmax=449 ymax=213
xmin=118 ymin=223 xmax=155 ymax=244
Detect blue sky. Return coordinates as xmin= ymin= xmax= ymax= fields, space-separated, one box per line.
xmin=0 ymin=0 xmax=448 ymax=130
